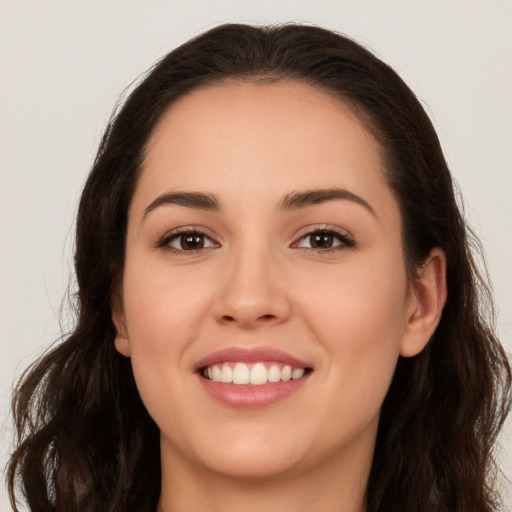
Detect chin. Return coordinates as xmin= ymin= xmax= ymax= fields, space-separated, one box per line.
xmin=199 ymin=448 xmax=305 ymax=481
xmin=162 ymin=424 xmax=311 ymax=481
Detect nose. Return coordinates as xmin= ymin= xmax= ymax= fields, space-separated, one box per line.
xmin=212 ymin=244 xmax=292 ymax=329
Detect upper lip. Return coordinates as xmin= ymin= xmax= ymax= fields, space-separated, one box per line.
xmin=193 ymin=346 xmax=311 ymax=371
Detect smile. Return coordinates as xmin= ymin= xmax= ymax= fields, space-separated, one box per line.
xmin=201 ymin=362 xmax=308 ymax=385
xmin=195 ymin=347 xmax=313 ymax=408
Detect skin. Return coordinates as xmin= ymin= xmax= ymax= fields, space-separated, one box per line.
xmin=113 ymin=81 xmax=447 ymax=512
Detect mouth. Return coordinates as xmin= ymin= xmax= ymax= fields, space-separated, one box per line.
xmin=199 ymin=361 xmax=313 ymax=386
xmin=194 ymin=347 xmax=313 ymax=408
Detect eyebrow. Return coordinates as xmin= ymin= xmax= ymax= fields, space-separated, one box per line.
xmin=143 ymin=187 xmax=376 ymax=219
xmin=278 ymin=188 xmax=376 ymax=216
xmin=143 ymin=191 xmax=222 ymax=218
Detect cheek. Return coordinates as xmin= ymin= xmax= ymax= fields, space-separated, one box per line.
xmin=302 ymin=252 xmax=407 ymax=333
xmin=122 ymin=257 xmax=214 ymax=350
xmin=297 ymin=254 xmax=408 ymax=402
xmin=120 ymin=260 xmax=211 ymax=430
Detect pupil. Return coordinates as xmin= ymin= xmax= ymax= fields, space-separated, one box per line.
xmin=311 ymin=233 xmax=332 ymax=249
xmin=181 ymin=234 xmax=204 ymax=250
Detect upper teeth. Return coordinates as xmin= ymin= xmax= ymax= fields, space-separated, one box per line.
xmin=203 ymin=362 xmax=306 ymax=386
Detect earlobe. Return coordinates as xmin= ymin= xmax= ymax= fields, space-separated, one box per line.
xmin=112 ymin=295 xmax=131 ymax=358
xmin=114 ymin=336 xmax=131 ymax=357
xmin=400 ymin=248 xmax=447 ymax=358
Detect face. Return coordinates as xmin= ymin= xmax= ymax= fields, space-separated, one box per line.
xmin=114 ymin=81 xmax=429 ymax=482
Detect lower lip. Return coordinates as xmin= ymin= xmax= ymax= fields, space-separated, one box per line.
xmin=197 ymin=373 xmax=311 ymax=408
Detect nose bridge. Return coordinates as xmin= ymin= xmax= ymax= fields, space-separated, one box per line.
xmin=214 ymin=232 xmax=291 ymax=327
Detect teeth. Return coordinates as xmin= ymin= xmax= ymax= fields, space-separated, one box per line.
xmin=281 ymin=365 xmax=292 ymax=381
xmin=221 ymin=365 xmax=233 ymax=383
xmin=292 ymin=368 xmax=305 ymax=380
xmin=203 ymin=362 xmax=308 ymax=385
xmin=268 ymin=364 xmax=281 ymax=382
xmin=249 ymin=362 xmax=267 ymax=385
xmin=233 ymin=362 xmax=250 ymax=384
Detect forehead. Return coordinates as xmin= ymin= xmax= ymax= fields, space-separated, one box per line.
xmin=136 ymin=80 xmax=393 ymax=215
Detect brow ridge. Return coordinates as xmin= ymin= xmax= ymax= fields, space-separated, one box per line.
xmin=278 ymin=188 xmax=375 ymax=216
xmin=144 ymin=191 xmax=221 ymax=218
xmin=143 ymin=187 xmax=375 ymax=218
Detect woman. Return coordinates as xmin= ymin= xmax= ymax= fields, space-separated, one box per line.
xmin=7 ymin=23 xmax=511 ymax=512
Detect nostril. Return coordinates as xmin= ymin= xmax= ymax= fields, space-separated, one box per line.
xmin=220 ymin=313 xmax=276 ymax=323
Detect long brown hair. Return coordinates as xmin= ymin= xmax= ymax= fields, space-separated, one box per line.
xmin=8 ymin=24 xmax=511 ymax=512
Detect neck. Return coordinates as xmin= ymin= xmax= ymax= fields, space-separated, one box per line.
xmin=157 ymin=441 xmax=371 ymax=512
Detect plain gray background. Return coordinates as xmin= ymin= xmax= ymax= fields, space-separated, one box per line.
xmin=1 ymin=1 xmax=511 ymax=509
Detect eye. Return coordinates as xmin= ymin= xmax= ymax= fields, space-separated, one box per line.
xmin=159 ymin=230 xmax=218 ymax=253
xmin=293 ymin=228 xmax=355 ymax=251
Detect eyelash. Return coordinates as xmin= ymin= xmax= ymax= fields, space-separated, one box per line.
xmin=293 ymin=225 xmax=356 ymax=253
xmin=156 ymin=227 xmax=218 ymax=255
xmin=157 ymin=225 xmax=355 ymax=255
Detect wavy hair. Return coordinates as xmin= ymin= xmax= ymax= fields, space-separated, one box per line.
xmin=8 ymin=23 xmax=511 ymax=512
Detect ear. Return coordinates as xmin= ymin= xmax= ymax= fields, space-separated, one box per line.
xmin=111 ymin=292 xmax=131 ymax=358
xmin=400 ymin=248 xmax=447 ymax=358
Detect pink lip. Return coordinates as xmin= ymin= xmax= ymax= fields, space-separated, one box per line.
xmin=194 ymin=346 xmax=313 ymax=409
xmin=197 ymin=374 xmax=311 ymax=409
xmin=193 ymin=346 xmax=310 ymax=371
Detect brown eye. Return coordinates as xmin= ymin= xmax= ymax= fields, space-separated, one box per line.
xmin=165 ymin=231 xmax=217 ymax=252
xmin=309 ymin=233 xmax=334 ymax=249
xmin=295 ymin=229 xmax=354 ymax=251
xmin=180 ymin=234 xmax=205 ymax=250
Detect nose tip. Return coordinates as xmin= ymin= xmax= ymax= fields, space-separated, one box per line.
xmin=213 ymin=260 xmax=292 ymax=329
